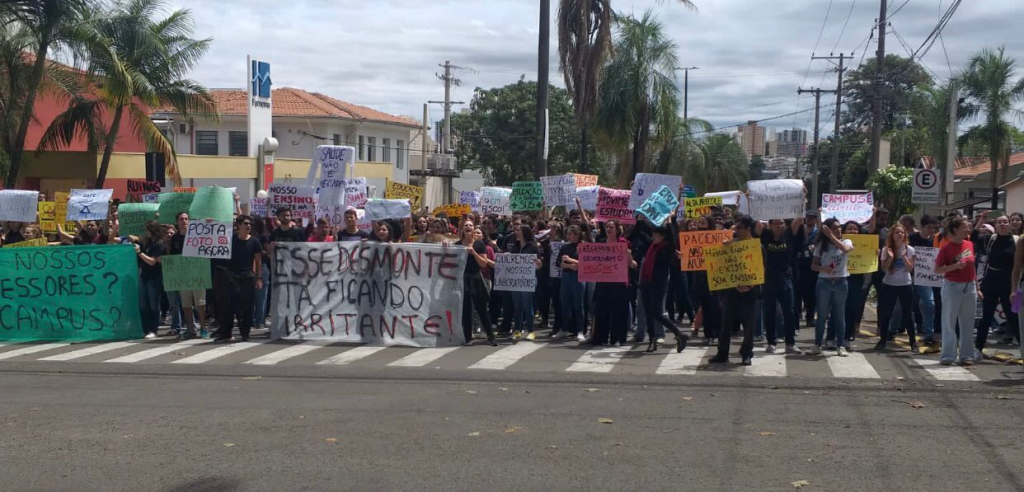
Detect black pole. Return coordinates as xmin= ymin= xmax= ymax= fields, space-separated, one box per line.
xmin=536 ymin=0 xmax=550 ymax=180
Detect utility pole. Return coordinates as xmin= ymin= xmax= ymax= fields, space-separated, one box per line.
xmin=675 ymin=66 xmax=699 ymax=121
xmin=813 ymin=53 xmax=849 ymax=193
xmin=536 ymin=0 xmax=550 ymax=180
xmin=869 ymin=0 xmax=888 ymax=172
xmin=429 ymin=61 xmax=465 ymax=155
xmin=944 ymin=83 xmax=960 ymax=208
xmin=798 ymin=87 xmax=836 ymax=208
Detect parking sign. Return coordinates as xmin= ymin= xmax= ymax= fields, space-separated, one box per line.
xmin=912 ymin=168 xmax=940 ymax=204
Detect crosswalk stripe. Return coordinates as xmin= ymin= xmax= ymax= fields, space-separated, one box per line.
xmin=105 ymin=339 xmax=211 ymax=363
xmin=316 ymin=346 xmax=387 ymax=366
xmin=826 ymin=352 xmax=881 ymax=378
xmin=244 ymin=341 xmax=332 ymax=366
xmin=38 ymin=341 xmax=138 ymax=361
xmin=387 ymin=347 xmax=461 ymax=367
xmin=172 ymin=341 xmax=268 ymax=364
xmin=0 ymin=343 xmax=70 ymax=360
xmin=566 ymin=345 xmax=636 ymax=373
xmin=469 ymin=342 xmax=547 ymax=370
xmin=656 ymin=347 xmax=709 ymax=375
xmin=911 ymin=357 xmax=981 ymax=381
xmin=745 ymin=348 xmax=787 ymax=377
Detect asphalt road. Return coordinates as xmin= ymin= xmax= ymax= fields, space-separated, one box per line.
xmin=2 ymin=367 xmax=1024 ymax=492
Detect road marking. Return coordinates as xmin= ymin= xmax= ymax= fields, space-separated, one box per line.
xmin=656 ymin=347 xmax=709 ymax=375
xmin=0 ymin=343 xmax=70 ymax=360
xmin=911 ymin=357 xmax=981 ymax=381
xmin=316 ymin=346 xmax=387 ymax=366
xmin=826 ymin=352 xmax=881 ymax=379
xmin=745 ymin=348 xmax=787 ymax=377
xmin=38 ymin=342 xmax=138 ymax=361
xmin=469 ymin=342 xmax=547 ymax=370
xmin=387 ymin=347 xmax=461 ymax=367
xmin=244 ymin=341 xmax=332 ymax=366
xmin=105 ymin=339 xmax=211 ymax=363
xmin=566 ymin=345 xmax=635 ymax=373
xmin=172 ymin=341 xmax=268 ymax=364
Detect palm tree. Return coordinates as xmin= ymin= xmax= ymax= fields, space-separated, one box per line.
xmin=654 ymin=114 xmax=711 ymax=176
xmin=958 ymin=46 xmax=1024 ymax=209
xmin=0 ymin=0 xmax=95 ymax=188
xmin=693 ymin=133 xmax=747 ymax=193
xmin=39 ymin=0 xmax=217 ymax=188
xmin=557 ymin=0 xmax=693 ymax=177
xmin=593 ymin=11 xmax=681 ymax=188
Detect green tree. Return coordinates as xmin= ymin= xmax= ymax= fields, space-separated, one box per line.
xmin=653 ymin=115 xmax=711 ymax=178
xmin=958 ymin=47 xmax=1024 ymax=204
xmin=593 ymin=11 xmax=680 ymax=188
xmin=842 ymin=54 xmax=934 ymax=132
xmin=690 ymin=133 xmax=747 ymax=193
xmin=748 ymin=155 xmax=765 ymax=180
xmin=451 ymin=79 xmax=606 ymax=185
xmin=866 ymin=165 xmax=917 ymax=219
xmin=39 ymin=0 xmax=218 ymax=188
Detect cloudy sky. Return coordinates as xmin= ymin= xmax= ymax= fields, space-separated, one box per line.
xmin=167 ymin=0 xmax=1022 ymax=134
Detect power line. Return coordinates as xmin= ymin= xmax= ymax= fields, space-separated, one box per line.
xmin=888 ymin=0 xmax=912 ymax=18
xmin=830 ymin=0 xmax=859 ymax=54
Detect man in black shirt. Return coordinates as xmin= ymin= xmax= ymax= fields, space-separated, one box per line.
xmin=760 ymin=217 xmax=805 ymax=354
xmin=269 ymin=207 xmax=306 ymax=243
xmin=337 ymin=208 xmax=370 ymax=242
xmin=909 ymin=214 xmax=940 ymax=344
xmin=213 ymin=215 xmax=263 ymax=342
xmin=170 ymin=212 xmax=207 ymax=339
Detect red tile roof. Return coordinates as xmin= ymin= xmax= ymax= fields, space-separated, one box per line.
xmin=152 ymin=87 xmax=419 ymax=128
xmin=953 ymin=152 xmax=1024 ymax=178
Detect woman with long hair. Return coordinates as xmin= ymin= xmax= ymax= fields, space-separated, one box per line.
xmin=809 ymin=217 xmax=855 ymax=356
xmin=589 ymin=220 xmax=635 ymax=346
xmin=836 ymin=221 xmax=871 ymax=346
xmin=509 ymin=224 xmax=541 ymax=340
xmin=134 ymin=220 xmax=169 ymax=338
xmin=935 ymin=216 xmax=978 ymax=365
xmin=639 ymin=226 xmax=688 ymax=353
xmin=458 ymin=219 xmax=497 ymax=346
xmin=975 ymin=214 xmax=1019 ymax=352
xmin=1010 ymin=212 xmax=1024 ymax=236
xmin=559 ymin=225 xmax=587 ymax=341
xmin=874 ymin=224 xmax=917 ymax=351
xmin=539 ymin=222 xmax=564 ymax=337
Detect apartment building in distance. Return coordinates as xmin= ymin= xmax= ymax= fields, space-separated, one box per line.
xmin=735 ymin=120 xmax=766 ymax=158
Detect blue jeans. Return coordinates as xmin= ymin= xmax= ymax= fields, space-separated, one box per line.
xmin=815 ymin=278 xmax=848 ymax=346
xmin=253 ymin=263 xmax=270 ymax=327
xmin=167 ymin=291 xmax=182 ymax=334
xmin=763 ymin=278 xmax=797 ymax=346
xmin=940 ymin=280 xmax=976 ymax=363
xmin=511 ymin=290 xmax=535 ymax=333
xmin=831 ymin=277 xmax=869 ymax=341
xmin=139 ymin=277 xmax=163 ymax=335
xmin=560 ymin=270 xmax=585 ymax=336
xmin=914 ymin=285 xmax=936 ymax=339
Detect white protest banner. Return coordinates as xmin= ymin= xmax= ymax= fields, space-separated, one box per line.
xmin=821 ymin=193 xmax=874 ymax=224
xmin=182 ymin=220 xmax=232 ymax=259
xmin=344 ymin=178 xmax=368 ymax=209
xmin=315 ymin=147 xmax=352 ymax=224
xmin=550 ymin=241 xmax=564 ymax=278
xmin=540 ymin=174 xmax=577 ymax=208
xmin=913 ymin=247 xmax=944 ymax=287
xmin=629 ymin=173 xmax=681 ymax=209
xmin=0 ymin=190 xmax=39 ymax=223
xmin=249 ymin=197 xmax=268 ymax=218
xmin=574 ymin=185 xmax=599 ymax=210
xmin=746 ymin=179 xmax=805 ymax=220
xmin=480 ymin=187 xmax=512 ymax=216
xmin=365 ymin=199 xmax=411 ymax=220
xmin=270 ymin=242 xmax=467 ymax=347
xmin=493 ymin=253 xmax=539 ymax=292
xmin=459 ymin=190 xmax=480 ymax=211
xmin=268 ymin=184 xmax=317 ymax=220
xmin=66 ymin=189 xmax=113 ymax=221
xmin=356 ymin=208 xmax=372 ymax=233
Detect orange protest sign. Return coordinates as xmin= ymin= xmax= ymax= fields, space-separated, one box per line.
xmin=678 ymin=230 xmax=734 ymax=271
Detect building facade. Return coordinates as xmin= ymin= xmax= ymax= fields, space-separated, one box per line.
xmin=777 ymin=128 xmax=809 ymax=158
xmin=736 ymin=121 xmax=766 ymax=158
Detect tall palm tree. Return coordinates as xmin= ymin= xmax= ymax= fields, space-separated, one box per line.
xmin=39 ymin=0 xmax=217 ymax=188
xmin=557 ymin=0 xmax=693 ymax=177
xmin=654 ymin=114 xmax=711 ymax=176
xmin=958 ymin=46 xmax=1024 ymax=208
xmin=593 ymin=11 xmax=681 ymax=188
xmin=693 ymin=133 xmax=747 ymax=193
xmin=0 ymin=0 xmax=95 ymax=188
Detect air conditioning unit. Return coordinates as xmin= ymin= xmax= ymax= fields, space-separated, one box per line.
xmin=427 ymin=154 xmax=457 ymax=170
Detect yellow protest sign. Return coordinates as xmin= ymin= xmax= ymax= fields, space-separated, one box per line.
xmin=385 ymin=180 xmax=423 ymax=210
xmin=678 ymin=230 xmax=735 ymax=271
xmin=38 ymin=201 xmax=56 ymax=234
xmin=433 ymin=203 xmax=471 ymax=218
xmin=705 ymin=238 xmax=765 ymax=291
xmin=53 ymin=191 xmax=77 ymax=233
xmin=847 ymin=234 xmax=879 ymax=275
xmin=684 ymin=196 xmax=723 ymax=220
xmin=6 ymin=238 xmax=47 ymax=248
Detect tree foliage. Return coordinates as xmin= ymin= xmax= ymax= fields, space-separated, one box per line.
xmin=843 ymin=54 xmax=934 ymax=132
xmin=866 ymin=165 xmax=917 ymax=218
xmin=958 ymin=46 xmax=1024 ymax=191
xmin=691 ymin=134 xmax=747 ymax=193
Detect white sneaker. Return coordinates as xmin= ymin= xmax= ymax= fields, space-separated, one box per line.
xmin=550 ymin=331 xmax=562 ymax=339
xmin=825 ymin=340 xmax=836 ymax=350
xmin=143 ymin=333 xmax=156 ymax=339
xmin=785 ymin=344 xmax=804 ymax=355
xmin=837 ymin=346 xmax=849 ymax=357
xmin=765 ymin=344 xmax=777 ymax=354
xmin=657 ymin=338 xmax=666 ymax=344
xmin=577 ymin=333 xmax=586 ymax=342
xmin=807 ymin=345 xmax=822 ymax=356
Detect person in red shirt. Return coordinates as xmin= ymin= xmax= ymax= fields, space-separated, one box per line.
xmin=307 ymin=217 xmax=335 ymax=242
xmin=934 ymin=216 xmax=980 ymax=366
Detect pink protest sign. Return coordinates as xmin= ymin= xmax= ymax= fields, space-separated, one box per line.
xmin=595 ymin=188 xmax=634 ymax=225
xmin=577 ymin=242 xmax=629 ymax=283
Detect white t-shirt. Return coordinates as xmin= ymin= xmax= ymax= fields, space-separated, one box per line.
xmin=881 ymin=245 xmax=916 ymax=286
xmin=814 ymin=239 xmax=854 ymax=279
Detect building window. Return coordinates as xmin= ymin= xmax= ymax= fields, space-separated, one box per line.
xmin=228 ymin=131 xmax=248 ymax=156
xmin=358 ymin=135 xmax=365 ymax=160
xmin=397 ymin=140 xmax=405 ymax=170
xmin=383 ymin=138 xmax=391 ymax=163
xmin=367 ymin=137 xmax=376 ymax=162
xmin=333 ymin=133 xmax=341 ymax=146
xmin=195 ymin=131 xmax=218 ymax=155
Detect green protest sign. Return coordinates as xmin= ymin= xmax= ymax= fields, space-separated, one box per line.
xmin=510 ymin=181 xmax=544 ymax=212
xmin=157 ymin=192 xmax=195 ymax=225
xmin=118 ymin=203 xmax=159 ymax=237
xmin=188 ymin=186 xmax=234 ymax=223
xmin=161 ymin=255 xmax=212 ymax=291
xmin=0 ymin=245 xmax=142 ymax=341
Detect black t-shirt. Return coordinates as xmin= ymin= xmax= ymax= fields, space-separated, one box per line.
xmin=228 ymin=235 xmax=263 ymax=276
xmin=559 ymin=242 xmax=579 ymax=264
xmin=761 ymin=230 xmax=798 ymax=281
xmin=508 ymin=241 xmax=539 ymax=256
xmin=169 ymin=232 xmax=186 ymax=255
xmin=270 ymin=227 xmax=306 ymax=243
xmin=909 ymin=232 xmax=935 ymax=249
xmin=463 ymin=240 xmax=487 ymax=277
xmin=337 ymin=229 xmax=370 ymax=242
xmin=4 ymin=230 xmax=25 ymax=245
xmin=139 ymin=240 xmax=168 ymax=280
xmin=987 ymin=234 xmax=1016 ymax=272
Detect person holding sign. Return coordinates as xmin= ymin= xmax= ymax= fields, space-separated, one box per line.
xmin=457 ymin=219 xmax=498 ymax=346
xmin=808 ymin=218 xmax=855 ymax=356
xmin=337 ymin=208 xmax=371 ymax=242
xmin=508 ymin=224 xmax=542 ymax=341
xmin=760 ymin=217 xmax=805 ymax=354
xmin=838 ymin=222 xmax=872 ymax=346
xmin=709 ymin=216 xmax=761 ymax=365
xmin=909 ymin=215 xmax=941 ymax=345
xmin=874 ymin=224 xmax=917 ymax=352
xmin=590 ymin=220 xmax=635 ymax=347
xmin=639 ymin=226 xmax=688 ymax=353
xmin=169 ymin=212 xmax=207 ymax=339
xmin=687 ymin=215 xmax=722 ymax=346
xmin=134 ymin=221 xmax=169 ymax=338
xmin=559 ymin=225 xmax=588 ymax=341
xmin=935 ymin=216 xmax=979 ymax=366
xmin=212 ymin=215 xmax=263 ymax=343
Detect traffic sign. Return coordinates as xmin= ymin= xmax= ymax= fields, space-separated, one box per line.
xmin=912 ymin=168 xmax=940 ymax=204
